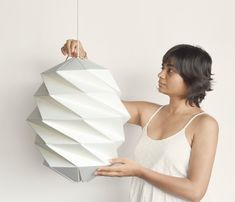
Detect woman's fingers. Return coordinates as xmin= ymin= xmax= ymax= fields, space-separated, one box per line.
xmin=77 ymin=41 xmax=87 ymax=59
xmin=61 ymin=46 xmax=67 ymax=56
xmin=110 ymin=158 xmax=127 ymax=164
xmin=71 ymin=40 xmax=78 ymax=56
xmin=61 ymin=39 xmax=87 ymax=59
xmin=95 ymin=171 xmax=121 ymax=177
xmin=66 ymin=40 xmax=72 ymax=57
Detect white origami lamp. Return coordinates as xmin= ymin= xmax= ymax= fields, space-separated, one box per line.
xmin=27 ymin=58 xmax=130 ymax=182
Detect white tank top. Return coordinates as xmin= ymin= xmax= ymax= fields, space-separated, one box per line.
xmin=129 ymin=105 xmax=206 ymax=202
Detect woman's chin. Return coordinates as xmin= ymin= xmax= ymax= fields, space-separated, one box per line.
xmin=158 ymin=86 xmax=163 ymax=91
xmin=158 ymin=87 xmax=167 ymax=95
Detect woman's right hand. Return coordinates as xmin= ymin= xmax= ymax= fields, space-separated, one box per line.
xmin=61 ymin=39 xmax=87 ymax=59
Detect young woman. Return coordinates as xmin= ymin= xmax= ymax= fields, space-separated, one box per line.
xmin=61 ymin=40 xmax=219 ymax=202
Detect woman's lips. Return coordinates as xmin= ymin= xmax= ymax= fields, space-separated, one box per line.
xmin=158 ymin=81 xmax=166 ymax=86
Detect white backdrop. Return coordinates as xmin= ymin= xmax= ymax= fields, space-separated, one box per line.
xmin=0 ymin=0 xmax=234 ymax=201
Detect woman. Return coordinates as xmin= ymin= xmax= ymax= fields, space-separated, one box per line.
xmin=61 ymin=40 xmax=219 ymax=202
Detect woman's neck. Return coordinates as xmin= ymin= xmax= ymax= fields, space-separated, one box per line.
xmin=166 ymin=97 xmax=199 ymax=115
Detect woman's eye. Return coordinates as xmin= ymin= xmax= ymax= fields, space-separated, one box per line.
xmin=167 ymin=69 xmax=173 ymax=73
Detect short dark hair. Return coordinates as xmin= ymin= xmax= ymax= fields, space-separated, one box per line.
xmin=162 ymin=44 xmax=213 ymax=108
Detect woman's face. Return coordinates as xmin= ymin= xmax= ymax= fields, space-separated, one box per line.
xmin=157 ymin=58 xmax=188 ymax=98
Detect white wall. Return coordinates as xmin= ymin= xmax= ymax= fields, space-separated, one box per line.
xmin=0 ymin=0 xmax=234 ymax=201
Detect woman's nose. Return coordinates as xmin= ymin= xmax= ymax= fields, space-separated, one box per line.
xmin=158 ymin=69 xmax=166 ymax=79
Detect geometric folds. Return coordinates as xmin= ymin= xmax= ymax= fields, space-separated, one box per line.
xmin=27 ymin=58 xmax=130 ymax=182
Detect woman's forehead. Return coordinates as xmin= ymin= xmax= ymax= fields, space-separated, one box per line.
xmin=163 ymin=57 xmax=177 ymax=69
xmin=163 ymin=56 xmax=176 ymax=65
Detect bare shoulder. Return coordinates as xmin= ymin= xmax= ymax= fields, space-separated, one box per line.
xmin=138 ymin=101 xmax=162 ymax=128
xmin=196 ymin=114 xmax=219 ymax=132
xmin=193 ymin=113 xmax=219 ymax=141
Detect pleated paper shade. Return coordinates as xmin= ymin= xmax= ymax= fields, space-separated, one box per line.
xmin=27 ymin=58 xmax=130 ymax=182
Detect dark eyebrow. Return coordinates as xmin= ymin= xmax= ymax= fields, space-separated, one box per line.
xmin=166 ymin=63 xmax=175 ymax=67
xmin=162 ymin=63 xmax=176 ymax=69
xmin=161 ymin=62 xmax=175 ymax=67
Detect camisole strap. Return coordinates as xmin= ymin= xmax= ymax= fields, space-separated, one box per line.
xmin=183 ymin=111 xmax=207 ymax=130
xmin=144 ymin=105 xmax=165 ymax=128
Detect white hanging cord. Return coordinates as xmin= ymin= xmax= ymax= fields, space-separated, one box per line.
xmin=65 ymin=0 xmax=79 ymax=61
xmin=77 ymin=0 xmax=79 ymax=58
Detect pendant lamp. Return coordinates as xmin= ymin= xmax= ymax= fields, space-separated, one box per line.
xmin=27 ymin=57 xmax=130 ymax=181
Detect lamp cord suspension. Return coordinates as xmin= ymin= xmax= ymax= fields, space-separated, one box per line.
xmin=76 ymin=0 xmax=79 ymax=57
xmin=66 ymin=0 xmax=79 ymax=61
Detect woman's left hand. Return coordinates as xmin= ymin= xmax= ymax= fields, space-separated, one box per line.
xmin=95 ymin=157 xmax=144 ymax=177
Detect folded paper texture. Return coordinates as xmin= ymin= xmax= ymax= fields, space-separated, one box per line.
xmin=27 ymin=58 xmax=130 ymax=182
